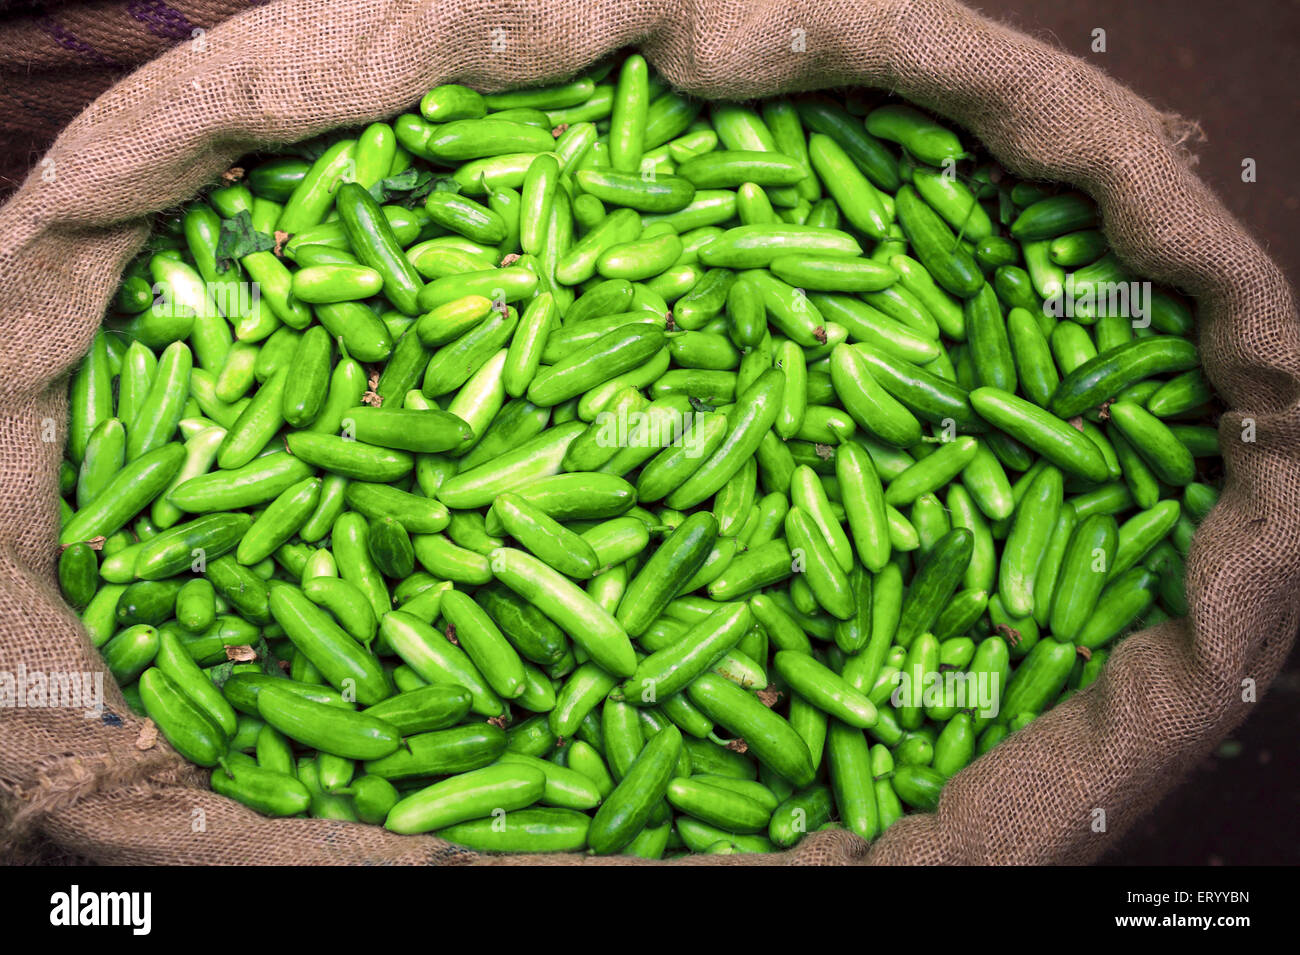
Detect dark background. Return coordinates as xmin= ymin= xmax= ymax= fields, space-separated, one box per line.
xmin=0 ymin=0 xmax=1296 ymax=864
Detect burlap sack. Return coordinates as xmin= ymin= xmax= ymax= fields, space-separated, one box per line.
xmin=0 ymin=0 xmax=257 ymax=197
xmin=1 ymin=0 xmax=1295 ymax=866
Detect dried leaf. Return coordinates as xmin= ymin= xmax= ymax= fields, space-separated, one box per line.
xmin=756 ymin=687 xmax=782 ymax=708
xmin=60 ymin=536 xmax=105 ymax=552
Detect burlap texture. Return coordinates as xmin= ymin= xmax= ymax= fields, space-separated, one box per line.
xmin=0 ymin=0 xmax=1295 ymax=866
xmin=0 ymin=0 xmax=258 ymax=196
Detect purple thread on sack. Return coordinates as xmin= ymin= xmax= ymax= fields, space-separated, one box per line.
xmin=34 ymin=16 xmax=121 ymax=68
xmin=127 ymin=0 xmax=197 ymax=41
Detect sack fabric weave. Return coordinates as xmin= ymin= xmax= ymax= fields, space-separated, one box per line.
xmin=0 ymin=0 xmax=258 ymax=197
xmin=1 ymin=0 xmax=1296 ymax=866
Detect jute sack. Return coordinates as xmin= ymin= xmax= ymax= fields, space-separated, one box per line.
xmin=0 ymin=0 xmax=257 ymax=197
xmin=1 ymin=0 xmax=1296 ymax=866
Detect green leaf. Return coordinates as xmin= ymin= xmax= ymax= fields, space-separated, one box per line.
xmin=367 ymin=168 xmax=422 ymax=201
xmin=252 ymin=637 xmax=281 ymax=676
xmin=206 ymin=659 xmax=237 ymax=688
xmin=215 ymin=210 xmax=275 ymax=272
xmin=427 ymin=175 xmax=462 ymax=196
xmin=368 ymin=168 xmax=460 ymax=207
xmin=688 ymin=396 xmax=716 ymax=414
